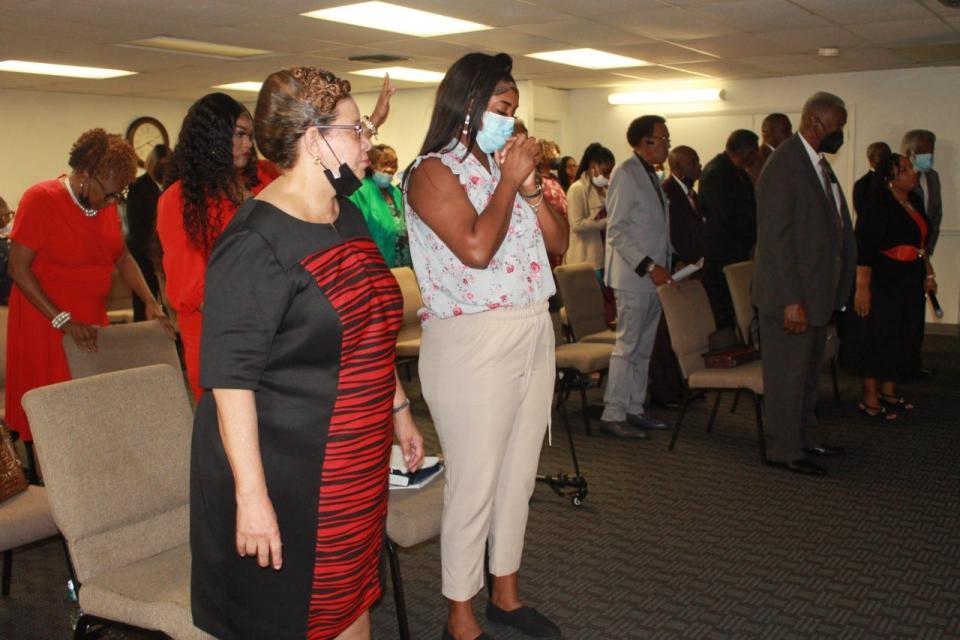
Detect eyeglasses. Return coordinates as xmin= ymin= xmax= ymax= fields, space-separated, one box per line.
xmin=314 ymin=123 xmax=365 ymax=138
xmin=645 ymin=135 xmax=671 ymax=146
xmin=93 ymin=176 xmax=128 ymax=203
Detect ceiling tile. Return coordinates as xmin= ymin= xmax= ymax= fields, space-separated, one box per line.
xmin=847 ymin=18 xmax=960 ymax=46
xmin=595 ymin=7 xmax=740 ymax=41
xmin=606 ymin=41 xmax=718 ymax=65
xmin=830 ymin=47 xmax=912 ymax=70
xmin=755 ymin=26 xmax=872 ymax=53
xmin=509 ymin=19 xmax=655 ymax=47
xmin=681 ymin=33 xmax=789 ymax=58
xmin=520 ymin=0 xmax=665 ymax=17
xmin=912 ymin=0 xmax=960 ymax=18
xmin=667 ymin=59 xmax=771 ymax=79
xmin=789 ymin=0 xmax=932 ymax=25
xmin=691 ymin=0 xmax=831 ymax=31
xmin=737 ymin=53 xmax=837 ymax=74
xmin=435 ymin=29 xmax=571 ymax=55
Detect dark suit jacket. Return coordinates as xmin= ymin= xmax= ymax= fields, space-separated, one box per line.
xmin=700 ymin=152 xmax=756 ymax=265
xmin=752 ymin=134 xmax=857 ymax=326
xmin=852 ymin=170 xmax=878 ymax=218
xmin=914 ymin=168 xmax=942 ymax=254
xmin=662 ymin=175 xmax=704 ymax=265
xmin=125 ymin=173 xmax=161 ymax=263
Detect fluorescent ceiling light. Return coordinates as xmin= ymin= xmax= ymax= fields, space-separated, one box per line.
xmin=214 ymin=82 xmax=263 ymax=92
xmin=608 ymin=88 xmax=725 ymax=105
xmin=350 ymin=66 xmax=445 ymax=83
xmin=526 ymin=49 xmax=651 ymax=70
xmin=0 ymin=60 xmax=136 ymax=79
xmin=125 ymin=36 xmax=271 ymax=59
xmin=302 ymin=2 xmax=490 ymax=37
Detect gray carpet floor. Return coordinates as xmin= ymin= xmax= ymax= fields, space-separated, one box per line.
xmin=2 ymin=336 xmax=958 ymax=639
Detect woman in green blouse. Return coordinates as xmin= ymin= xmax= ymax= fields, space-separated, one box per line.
xmin=349 ymin=144 xmax=411 ymax=267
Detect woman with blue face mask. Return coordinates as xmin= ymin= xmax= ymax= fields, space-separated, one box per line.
xmin=405 ymin=52 xmax=568 ymax=640
xmin=348 ymin=143 xmax=411 ymax=267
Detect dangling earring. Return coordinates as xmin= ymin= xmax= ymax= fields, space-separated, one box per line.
xmin=314 ymin=154 xmax=320 ymax=167
xmin=462 ymin=114 xmax=471 ymax=137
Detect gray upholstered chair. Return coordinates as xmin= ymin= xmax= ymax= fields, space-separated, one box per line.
xmin=385 ymin=476 xmax=444 ymax=640
xmin=391 ymin=267 xmax=423 ymax=378
xmin=62 ymin=320 xmax=180 ymax=380
xmin=658 ymin=280 xmax=765 ymax=457
xmin=0 ymin=484 xmax=59 ymax=596
xmin=553 ymin=263 xmax=616 ymax=344
xmin=22 ymin=364 xmax=210 ymax=639
xmin=723 ymin=260 xmax=839 ymax=405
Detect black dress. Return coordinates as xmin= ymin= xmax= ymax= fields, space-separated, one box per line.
xmin=190 ymin=198 xmax=403 ymax=639
xmin=854 ymin=189 xmax=927 ymax=382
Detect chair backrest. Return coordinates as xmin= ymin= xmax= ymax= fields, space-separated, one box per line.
xmin=21 ymin=364 xmax=192 ymax=584
xmin=62 ymin=320 xmax=180 ymax=379
xmin=723 ymin=261 xmax=754 ymax=345
xmin=391 ymin=267 xmax=423 ymax=344
xmin=554 ymin=263 xmax=608 ymax=341
xmin=657 ymin=280 xmax=716 ymax=380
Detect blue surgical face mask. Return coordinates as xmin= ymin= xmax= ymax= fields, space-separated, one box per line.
xmin=475 ymin=111 xmax=515 ymax=154
xmin=913 ymin=153 xmax=933 ymax=172
xmin=372 ymin=170 xmax=394 ymax=188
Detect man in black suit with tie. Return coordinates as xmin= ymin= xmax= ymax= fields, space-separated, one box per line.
xmin=753 ymin=92 xmax=856 ymax=476
xmin=852 ymin=141 xmax=891 ymax=217
xmin=700 ymin=129 xmax=759 ymax=330
xmin=125 ymin=144 xmax=170 ymax=321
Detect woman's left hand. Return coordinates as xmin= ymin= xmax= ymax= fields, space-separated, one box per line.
xmin=370 ymin=74 xmax=397 ymax=129
xmin=925 ymin=276 xmax=937 ymax=294
xmin=393 ymin=407 xmax=424 ymax=472
xmin=146 ymin=302 xmax=177 ymax=339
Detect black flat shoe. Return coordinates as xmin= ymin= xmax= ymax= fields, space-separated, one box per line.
xmin=803 ymin=445 xmax=845 ymax=458
xmin=765 ymin=457 xmax=827 ymax=476
xmin=858 ymin=402 xmax=896 ymax=421
xmin=880 ymin=394 xmax=914 ymax=411
xmin=441 ymin=626 xmax=495 ymax=640
xmin=486 ymin=602 xmax=561 ymax=638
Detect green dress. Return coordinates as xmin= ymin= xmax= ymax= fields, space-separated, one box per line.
xmin=349 ymin=177 xmax=411 ymax=268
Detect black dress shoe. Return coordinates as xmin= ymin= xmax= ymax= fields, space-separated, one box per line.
xmin=766 ymin=458 xmax=827 ymax=476
xmin=486 ymin=602 xmax=561 ymax=638
xmin=803 ymin=445 xmax=845 ymax=457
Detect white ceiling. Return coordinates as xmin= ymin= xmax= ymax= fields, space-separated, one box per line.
xmin=1 ymin=0 xmax=958 ymax=101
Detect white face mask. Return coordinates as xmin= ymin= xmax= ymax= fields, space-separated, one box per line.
xmin=591 ymin=175 xmax=609 ymax=188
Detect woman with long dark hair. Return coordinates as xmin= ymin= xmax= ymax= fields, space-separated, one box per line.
xmin=854 ymin=152 xmax=935 ymax=420
xmin=565 ymin=142 xmax=615 ymax=277
xmin=405 ymin=52 xmax=567 ymax=640
xmin=557 ymin=155 xmax=577 ymax=192
xmin=157 ymin=92 xmax=272 ymax=400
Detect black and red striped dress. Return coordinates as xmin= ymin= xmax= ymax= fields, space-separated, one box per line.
xmin=190 ymin=198 xmax=403 ymax=639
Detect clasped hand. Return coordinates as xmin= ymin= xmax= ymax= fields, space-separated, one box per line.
xmin=495 ymin=134 xmax=539 ymax=194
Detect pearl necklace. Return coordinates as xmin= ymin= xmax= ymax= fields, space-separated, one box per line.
xmin=62 ymin=176 xmax=98 ymax=217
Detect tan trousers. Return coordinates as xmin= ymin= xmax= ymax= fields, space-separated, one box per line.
xmin=419 ymin=302 xmax=554 ymax=601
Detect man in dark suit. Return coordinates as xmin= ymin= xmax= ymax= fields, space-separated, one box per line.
xmin=753 ymin=91 xmax=856 ymax=476
xmin=125 ymin=144 xmax=169 ymax=321
xmin=700 ymin=129 xmax=759 ymax=330
xmin=852 ymin=141 xmax=891 ymax=217
xmin=747 ymin=113 xmax=792 ymax=183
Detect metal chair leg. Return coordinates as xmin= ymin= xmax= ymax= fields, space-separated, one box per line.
xmin=385 ymin=538 xmax=411 ymax=640
xmin=752 ymin=392 xmax=767 ymax=462
xmin=1 ymin=549 xmax=11 ymax=596
xmin=669 ymin=389 xmax=693 ymax=451
xmin=830 ymin=358 xmax=840 ymax=406
xmin=706 ymin=391 xmax=723 ymax=433
xmin=577 ymin=378 xmax=593 ymax=437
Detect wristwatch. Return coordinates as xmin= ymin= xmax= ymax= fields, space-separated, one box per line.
xmin=636 ymin=257 xmax=655 ymax=277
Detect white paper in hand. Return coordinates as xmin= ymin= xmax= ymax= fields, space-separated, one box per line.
xmin=672 ymin=258 xmax=704 ymax=282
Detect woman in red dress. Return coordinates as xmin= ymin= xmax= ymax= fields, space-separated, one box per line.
xmin=156 ymin=93 xmax=275 ymax=400
xmin=5 ymin=129 xmax=172 ymax=445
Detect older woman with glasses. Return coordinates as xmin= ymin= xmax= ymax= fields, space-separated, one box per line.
xmin=5 ymin=128 xmax=171 ymax=447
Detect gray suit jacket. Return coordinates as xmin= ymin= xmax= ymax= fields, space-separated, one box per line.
xmin=752 ymin=134 xmax=857 ymax=326
xmin=915 ymin=168 xmax=942 ymax=254
xmin=604 ymin=153 xmax=672 ymax=293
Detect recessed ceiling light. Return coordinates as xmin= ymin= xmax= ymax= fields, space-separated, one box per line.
xmin=302 ymin=2 xmax=490 ymax=37
xmin=526 ymin=49 xmax=651 ymax=70
xmin=608 ymin=88 xmax=725 ymax=105
xmin=818 ymin=47 xmax=840 ymax=57
xmin=350 ymin=67 xmax=445 ymax=83
xmin=0 ymin=60 xmax=136 ymax=79
xmin=124 ymin=36 xmax=271 ymax=59
xmin=213 ymin=82 xmax=263 ymax=92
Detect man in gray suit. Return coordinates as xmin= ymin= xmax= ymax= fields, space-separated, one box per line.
xmin=601 ymin=115 xmax=672 ymax=438
xmin=753 ymin=92 xmax=856 ymax=475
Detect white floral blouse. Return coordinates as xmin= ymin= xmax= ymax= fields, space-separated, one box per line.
xmin=404 ymin=140 xmax=555 ymax=322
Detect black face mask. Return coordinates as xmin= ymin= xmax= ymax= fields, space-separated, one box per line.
xmin=819 ymin=129 xmax=844 ymax=154
xmin=318 ymin=133 xmax=362 ymax=198
xmin=549 ymin=157 xmax=563 ymax=171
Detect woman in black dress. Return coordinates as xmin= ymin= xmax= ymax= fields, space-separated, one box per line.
xmin=853 ymin=152 xmax=936 ymax=420
xmin=190 ymin=66 xmax=423 ymax=640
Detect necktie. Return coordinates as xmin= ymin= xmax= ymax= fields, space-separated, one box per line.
xmin=819 ymin=158 xmax=842 ymax=229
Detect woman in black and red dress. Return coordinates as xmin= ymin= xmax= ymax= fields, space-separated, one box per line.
xmin=190 ymin=66 xmax=422 ymax=640
xmin=853 ymin=152 xmax=935 ymax=420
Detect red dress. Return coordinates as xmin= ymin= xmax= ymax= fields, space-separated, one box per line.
xmin=5 ymin=178 xmax=124 ymax=441
xmin=156 ymin=166 xmax=272 ymax=400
